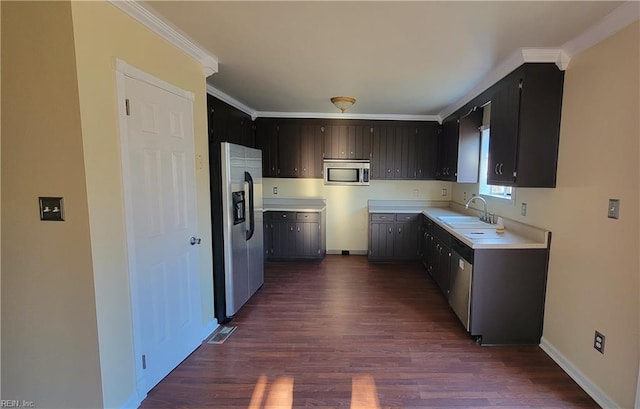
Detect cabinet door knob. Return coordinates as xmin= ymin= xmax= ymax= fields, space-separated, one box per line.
xmin=499 ymin=163 xmax=504 ymax=175
xmin=494 ymin=163 xmax=500 ymax=175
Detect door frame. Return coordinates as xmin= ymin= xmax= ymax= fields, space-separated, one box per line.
xmin=114 ymin=59 xmax=201 ymax=399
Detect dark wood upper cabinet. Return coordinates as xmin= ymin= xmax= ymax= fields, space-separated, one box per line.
xmin=256 ymin=118 xmax=324 ymax=179
xmin=487 ymin=64 xmax=564 ymax=187
xmin=300 ymin=124 xmax=323 ymax=178
xmin=371 ymin=124 xmax=396 ymax=179
xmin=394 ymin=126 xmax=409 ymax=179
xmin=372 ymin=122 xmax=440 ymax=180
xmin=255 ymin=118 xmax=279 ymax=177
xmin=416 ymin=124 xmax=439 ymax=179
xmin=437 ymin=109 xmax=481 ymax=183
xmin=322 ymin=122 xmax=372 ymax=160
xmin=207 ymin=94 xmax=254 ymax=148
xmin=323 ymin=124 xmax=348 ymax=159
xmin=346 ymin=124 xmax=373 ymax=160
xmin=255 ymin=118 xmax=439 ymax=181
xmin=277 ymin=121 xmax=301 ymax=177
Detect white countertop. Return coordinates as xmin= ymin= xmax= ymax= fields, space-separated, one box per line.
xmin=368 ymin=200 xmax=549 ymax=250
xmin=263 ymin=198 xmax=326 ymax=212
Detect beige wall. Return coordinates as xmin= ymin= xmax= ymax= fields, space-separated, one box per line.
xmin=1 ymin=0 xmax=3 ymax=398
xmin=263 ymin=178 xmax=452 ymax=252
xmin=70 ymin=2 xmax=214 ymax=407
xmin=452 ymin=21 xmax=640 ymax=408
xmin=1 ymin=2 xmax=103 ymax=408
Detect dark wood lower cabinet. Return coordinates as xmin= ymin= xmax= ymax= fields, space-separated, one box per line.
xmin=470 ymin=248 xmax=548 ymax=344
xmin=368 ymin=213 xmax=420 ymax=261
xmin=423 ymin=219 xmax=451 ymax=296
xmin=420 ymin=214 xmax=550 ymax=345
xmin=264 ymin=211 xmax=326 ymax=261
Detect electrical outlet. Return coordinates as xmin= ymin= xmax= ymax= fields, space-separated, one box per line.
xmin=441 ymin=188 xmax=447 ymax=197
xmin=594 ymin=331 xmax=605 ymax=354
xmin=39 ymin=197 xmax=65 ymax=221
xmin=463 ymin=191 xmax=467 ymax=202
xmin=608 ymin=199 xmax=620 ymax=219
xmin=521 ymin=203 xmax=527 ymax=216
xmin=273 ymin=187 xmax=278 ymax=195
xmin=412 ymin=189 xmax=419 ymax=199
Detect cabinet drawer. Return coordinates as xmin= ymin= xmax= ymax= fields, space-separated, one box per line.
xmin=396 ymin=213 xmax=419 ymax=222
xmin=270 ymin=211 xmax=296 ymax=220
xmin=424 ymin=215 xmax=434 ymax=230
xmin=432 ymin=223 xmax=451 ymax=245
xmin=370 ymin=213 xmax=396 ymax=222
xmin=296 ymin=212 xmax=320 ymax=221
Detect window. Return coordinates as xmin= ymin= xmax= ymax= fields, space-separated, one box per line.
xmin=478 ymin=127 xmax=514 ymax=202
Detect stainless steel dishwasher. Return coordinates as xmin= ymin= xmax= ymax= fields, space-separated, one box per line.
xmin=449 ymin=238 xmax=474 ymax=331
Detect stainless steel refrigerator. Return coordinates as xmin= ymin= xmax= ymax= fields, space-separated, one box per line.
xmin=217 ymin=142 xmax=264 ymax=320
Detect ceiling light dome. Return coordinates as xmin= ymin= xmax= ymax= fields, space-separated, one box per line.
xmin=330 ymin=96 xmax=356 ymax=113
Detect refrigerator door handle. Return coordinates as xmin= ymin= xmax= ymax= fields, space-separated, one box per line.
xmin=244 ymin=171 xmax=255 ymax=241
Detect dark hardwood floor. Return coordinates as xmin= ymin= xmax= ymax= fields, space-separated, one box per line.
xmin=140 ymin=255 xmax=597 ymax=408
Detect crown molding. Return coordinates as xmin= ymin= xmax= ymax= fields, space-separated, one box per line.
xmin=521 ymin=48 xmax=570 ymax=70
xmin=206 ymin=85 xmax=439 ymax=122
xmin=561 ymin=0 xmax=640 ymax=59
xmin=206 ymin=85 xmax=258 ymax=119
xmin=254 ymin=111 xmax=440 ymax=122
xmin=108 ymin=0 xmax=219 ymax=77
xmin=439 ymin=1 xmax=639 ymax=121
xmin=438 ymin=48 xmax=550 ymax=120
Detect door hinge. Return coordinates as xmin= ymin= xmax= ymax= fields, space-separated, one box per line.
xmin=125 ymin=99 xmax=131 ymax=116
xmin=513 ymin=171 xmax=517 ymax=178
xmin=142 ymin=354 xmax=147 ymax=370
xmin=519 ymin=80 xmax=523 ymax=89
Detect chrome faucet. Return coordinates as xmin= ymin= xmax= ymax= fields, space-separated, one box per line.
xmin=465 ymin=195 xmax=491 ymax=223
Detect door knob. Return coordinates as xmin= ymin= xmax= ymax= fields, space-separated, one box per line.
xmin=190 ymin=237 xmax=201 ymax=245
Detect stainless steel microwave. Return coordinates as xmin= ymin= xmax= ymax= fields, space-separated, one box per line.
xmin=323 ymin=159 xmax=370 ymax=186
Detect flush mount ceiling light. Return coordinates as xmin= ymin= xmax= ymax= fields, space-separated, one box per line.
xmin=330 ymin=96 xmax=356 ymax=113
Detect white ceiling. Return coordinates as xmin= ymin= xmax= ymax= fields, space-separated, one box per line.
xmin=141 ymin=1 xmax=623 ymax=118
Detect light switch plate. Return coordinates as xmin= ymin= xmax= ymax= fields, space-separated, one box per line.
xmin=39 ymin=197 xmax=65 ymax=221
xmin=608 ymin=199 xmax=620 ymax=219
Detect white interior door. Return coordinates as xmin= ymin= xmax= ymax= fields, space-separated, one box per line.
xmin=118 ymin=65 xmax=202 ymax=395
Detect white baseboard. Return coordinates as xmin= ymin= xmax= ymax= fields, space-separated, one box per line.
xmin=202 ymin=319 xmax=220 ymax=341
xmin=119 ymin=391 xmax=144 ymax=409
xmin=540 ymin=337 xmax=618 ymax=408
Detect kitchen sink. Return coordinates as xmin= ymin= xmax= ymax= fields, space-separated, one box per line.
xmin=437 ymin=215 xmax=493 ymax=229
